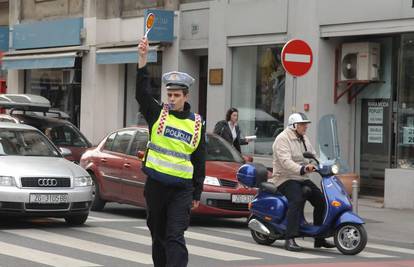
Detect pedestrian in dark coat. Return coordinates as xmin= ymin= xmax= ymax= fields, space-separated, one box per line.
xmin=213 ymin=107 xmax=249 ymax=153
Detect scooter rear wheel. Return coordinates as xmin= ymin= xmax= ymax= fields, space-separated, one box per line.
xmin=334 ymin=223 xmax=367 ymax=255
xmin=251 ymin=230 xmax=277 ymax=245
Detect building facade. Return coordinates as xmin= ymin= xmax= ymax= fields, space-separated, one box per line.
xmin=2 ymin=0 xmax=414 ymax=207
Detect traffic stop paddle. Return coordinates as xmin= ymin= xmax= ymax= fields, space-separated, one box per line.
xmin=144 ymin=13 xmax=155 ymax=38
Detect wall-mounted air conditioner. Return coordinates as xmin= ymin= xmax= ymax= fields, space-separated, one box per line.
xmin=340 ymin=42 xmax=380 ymax=81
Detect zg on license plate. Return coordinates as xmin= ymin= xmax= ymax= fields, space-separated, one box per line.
xmin=29 ymin=194 xmax=68 ymax=203
xmin=231 ymin=194 xmax=254 ymax=203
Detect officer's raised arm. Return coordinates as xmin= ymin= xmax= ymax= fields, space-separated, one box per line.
xmin=136 ymin=37 xmax=161 ymax=125
xmin=138 ymin=37 xmax=148 ymax=69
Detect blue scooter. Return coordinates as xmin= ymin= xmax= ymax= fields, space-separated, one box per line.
xmin=237 ymin=152 xmax=367 ymax=255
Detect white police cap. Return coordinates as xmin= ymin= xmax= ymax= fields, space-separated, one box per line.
xmin=162 ymin=71 xmax=195 ymax=90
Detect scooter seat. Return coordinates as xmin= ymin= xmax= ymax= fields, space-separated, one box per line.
xmin=259 ymin=182 xmax=281 ymax=195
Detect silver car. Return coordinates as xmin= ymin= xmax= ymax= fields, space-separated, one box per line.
xmin=0 ymin=122 xmax=93 ymax=225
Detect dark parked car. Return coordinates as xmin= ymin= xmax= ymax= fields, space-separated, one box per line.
xmin=80 ymin=126 xmax=258 ymax=218
xmin=0 ymin=94 xmax=92 ymax=163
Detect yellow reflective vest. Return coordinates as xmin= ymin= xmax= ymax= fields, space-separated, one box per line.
xmin=143 ymin=104 xmax=202 ymax=184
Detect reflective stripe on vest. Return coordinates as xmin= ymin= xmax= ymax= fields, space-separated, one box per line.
xmin=145 ymin=104 xmax=202 ymax=180
xmin=147 ymin=141 xmax=191 ymax=161
xmin=146 ymin=154 xmax=194 ymax=173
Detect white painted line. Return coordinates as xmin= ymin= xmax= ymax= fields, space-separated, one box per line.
xmin=367 ymin=243 xmax=414 ymax=255
xmin=198 ymin=227 xmax=251 ymax=237
xmin=284 ymin=53 xmax=311 ymax=63
xmin=298 ymin=240 xmax=394 ymax=258
xmin=87 ymin=216 xmax=138 ymax=222
xmin=77 ymin=227 xmax=258 ymax=261
xmin=4 ymin=229 xmax=153 ymax=265
xmin=357 ymin=251 xmax=395 ymax=258
xmin=0 ymin=241 xmax=101 ymax=267
xmin=135 ymin=226 xmax=331 ymax=259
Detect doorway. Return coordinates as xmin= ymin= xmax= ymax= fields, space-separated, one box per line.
xmin=198 ymin=55 xmax=208 ymax=120
xmin=356 ymin=37 xmax=395 ymax=196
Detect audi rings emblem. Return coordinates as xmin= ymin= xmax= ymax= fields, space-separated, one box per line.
xmin=38 ymin=178 xmax=58 ymax=187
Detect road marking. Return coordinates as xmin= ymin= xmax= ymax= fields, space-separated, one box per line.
xmin=76 ymin=227 xmax=258 ymax=261
xmin=4 ymin=229 xmax=153 ymax=265
xmin=135 ymin=226 xmax=331 ymax=259
xmin=367 ymin=243 xmax=414 ymax=255
xmin=0 ymin=241 xmax=100 ymax=267
xmin=357 ymin=251 xmax=395 ymax=258
xmin=210 ymin=228 xmax=395 ymax=258
xmin=198 ymin=227 xmax=251 ymax=237
xmin=297 ymin=240 xmax=394 ymax=258
xmin=87 ymin=216 xmax=138 ymax=222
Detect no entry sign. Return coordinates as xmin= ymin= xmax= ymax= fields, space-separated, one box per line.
xmin=281 ymin=39 xmax=313 ymax=77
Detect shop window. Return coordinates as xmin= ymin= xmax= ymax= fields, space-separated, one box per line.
xmin=25 ymin=58 xmax=82 ymax=127
xmin=231 ymin=45 xmax=285 ymax=155
xmin=124 ymin=51 xmax=162 ymax=127
xmin=397 ymin=34 xmax=414 ymax=168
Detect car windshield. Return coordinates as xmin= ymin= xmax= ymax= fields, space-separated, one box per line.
xmin=0 ymin=129 xmax=60 ymax=157
xmin=206 ymin=134 xmax=244 ymax=163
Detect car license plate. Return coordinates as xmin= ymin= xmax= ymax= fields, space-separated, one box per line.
xmin=231 ymin=194 xmax=254 ymax=203
xmin=29 ymin=194 xmax=68 ymax=204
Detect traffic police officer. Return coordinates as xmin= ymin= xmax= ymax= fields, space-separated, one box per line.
xmin=136 ymin=37 xmax=206 ymax=267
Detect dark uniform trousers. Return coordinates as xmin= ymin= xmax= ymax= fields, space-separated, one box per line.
xmin=278 ymin=179 xmax=326 ymax=238
xmin=144 ymin=177 xmax=193 ymax=267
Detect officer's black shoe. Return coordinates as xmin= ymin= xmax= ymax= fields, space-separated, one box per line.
xmin=314 ymin=238 xmax=336 ymax=248
xmin=285 ymin=238 xmax=303 ymax=251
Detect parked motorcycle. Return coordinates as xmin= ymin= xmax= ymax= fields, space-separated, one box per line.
xmin=237 ymin=152 xmax=367 ymax=255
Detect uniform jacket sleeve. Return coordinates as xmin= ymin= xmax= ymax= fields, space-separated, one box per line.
xmin=136 ymin=66 xmax=162 ymax=126
xmin=274 ymin=134 xmax=302 ymax=174
xmin=191 ymin=120 xmax=206 ymax=201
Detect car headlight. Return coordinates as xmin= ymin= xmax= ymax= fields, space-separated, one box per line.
xmin=0 ymin=176 xmax=16 ymax=187
xmin=204 ymin=176 xmax=221 ymax=186
xmin=331 ymin=165 xmax=339 ymax=175
xmin=74 ymin=176 xmax=93 ymax=187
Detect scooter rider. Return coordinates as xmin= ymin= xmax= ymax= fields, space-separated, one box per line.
xmin=271 ymin=112 xmax=335 ymax=252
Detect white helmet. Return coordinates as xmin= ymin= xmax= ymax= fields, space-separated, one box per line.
xmin=288 ymin=112 xmax=311 ymax=129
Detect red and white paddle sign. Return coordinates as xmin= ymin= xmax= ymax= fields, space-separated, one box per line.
xmin=281 ymin=39 xmax=313 ymax=77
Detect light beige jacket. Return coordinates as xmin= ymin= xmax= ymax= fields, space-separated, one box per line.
xmin=270 ymin=127 xmax=316 ymax=187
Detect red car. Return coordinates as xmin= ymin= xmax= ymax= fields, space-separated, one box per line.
xmin=80 ymin=127 xmax=257 ymax=217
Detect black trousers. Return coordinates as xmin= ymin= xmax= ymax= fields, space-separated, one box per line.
xmin=144 ymin=177 xmax=193 ymax=267
xmin=278 ymin=179 xmax=326 ymax=239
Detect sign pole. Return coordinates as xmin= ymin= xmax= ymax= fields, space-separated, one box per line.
xmin=292 ymin=76 xmax=297 ymax=112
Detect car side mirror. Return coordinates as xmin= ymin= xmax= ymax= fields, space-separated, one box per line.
xmin=59 ymin=147 xmax=72 ymax=157
xmin=242 ymin=155 xmax=253 ymax=163
xmin=137 ymin=150 xmax=145 ymax=160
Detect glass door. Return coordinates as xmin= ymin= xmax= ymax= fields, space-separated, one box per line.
xmin=396 ymin=34 xmax=414 ymax=169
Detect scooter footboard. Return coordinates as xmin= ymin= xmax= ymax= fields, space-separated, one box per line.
xmin=334 ymin=211 xmax=364 ymax=228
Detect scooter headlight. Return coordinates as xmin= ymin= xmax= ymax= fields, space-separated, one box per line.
xmin=331 ymin=165 xmax=339 ymax=175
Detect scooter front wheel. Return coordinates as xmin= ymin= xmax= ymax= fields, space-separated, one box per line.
xmin=334 ymin=223 xmax=367 ymax=255
xmin=251 ymin=230 xmax=277 ymax=245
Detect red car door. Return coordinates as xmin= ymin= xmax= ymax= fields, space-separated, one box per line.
xmin=99 ymin=130 xmax=136 ymax=201
xmin=121 ymin=128 xmax=148 ymax=207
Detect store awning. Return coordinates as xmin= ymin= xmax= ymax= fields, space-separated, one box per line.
xmin=96 ymin=47 xmax=158 ymax=64
xmin=2 ymin=52 xmax=79 ymax=70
